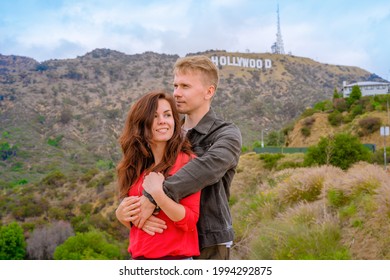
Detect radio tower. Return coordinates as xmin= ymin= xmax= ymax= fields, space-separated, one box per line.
xmin=271 ymin=4 xmax=285 ymax=54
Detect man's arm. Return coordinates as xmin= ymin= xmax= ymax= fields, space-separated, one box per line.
xmin=164 ymin=125 xmax=242 ymax=202
xmin=138 ymin=124 xmax=241 ymax=226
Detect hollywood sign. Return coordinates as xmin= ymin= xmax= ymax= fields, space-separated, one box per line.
xmin=211 ymin=55 xmax=272 ymax=70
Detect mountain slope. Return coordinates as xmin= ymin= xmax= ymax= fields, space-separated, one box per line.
xmin=0 ymin=49 xmax=385 ymax=185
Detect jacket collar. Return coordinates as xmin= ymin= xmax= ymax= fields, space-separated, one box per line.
xmin=190 ymin=108 xmax=216 ymax=135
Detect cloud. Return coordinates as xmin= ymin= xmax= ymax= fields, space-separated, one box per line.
xmin=1 ymin=0 xmax=389 ymax=78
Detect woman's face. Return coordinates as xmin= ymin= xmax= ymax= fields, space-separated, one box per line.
xmin=151 ymin=98 xmax=175 ymax=145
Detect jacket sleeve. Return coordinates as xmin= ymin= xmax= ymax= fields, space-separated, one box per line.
xmin=163 ymin=124 xmax=242 ymax=202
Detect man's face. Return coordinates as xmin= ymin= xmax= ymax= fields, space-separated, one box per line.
xmin=173 ymin=70 xmax=210 ymax=115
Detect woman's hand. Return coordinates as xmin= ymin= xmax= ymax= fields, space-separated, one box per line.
xmin=115 ymin=196 xmax=141 ymax=229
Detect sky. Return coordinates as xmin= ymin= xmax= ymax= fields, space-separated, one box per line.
xmin=1 ymin=0 xmax=390 ymax=80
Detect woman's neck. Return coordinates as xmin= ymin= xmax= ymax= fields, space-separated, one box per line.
xmin=150 ymin=143 xmax=166 ymax=166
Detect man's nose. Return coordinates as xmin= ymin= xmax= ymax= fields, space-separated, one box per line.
xmin=173 ymin=88 xmax=181 ymax=97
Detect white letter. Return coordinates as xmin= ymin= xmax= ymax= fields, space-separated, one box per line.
xmin=249 ymin=59 xmax=256 ymax=68
xmin=220 ymin=56 xmax=227 ymax=66
xmin=241 ymin=58 xmax=249 ymax=67
xmin=211 ymin=56 xmax=219 ymax=66
xmin=256 ymin=59 xmax=263 ymax=69
xmin=227 ymin=56 xmax=233 ymax=66
xmin=265 ymin=59 xmax=272 ymax=69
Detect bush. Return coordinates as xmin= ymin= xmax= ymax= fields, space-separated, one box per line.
xmin=26 ymin=221 xmax=74 ymax=260
xmin=47 ymin=135 xmax=63 ymax=147
xmin=333 ymin=98 xmax=348 ymax=112
xmin=259 ymin=154 xmax=284 ymax=170
xmin=53 ymin=230 xmax=123 ymax=260
xmin=301 ymin=126 xmax=311 ymax=137
xmin=304 ymin=133 xmax=371 ymax=170
xmin=250 ymin=213 xmax=349 ymax=260
xmin=11 ymin=195 xmax=49 ymax=220
xmin=371 ymin=147 xmax=390 ymax=165
xmin=0 ymin=141 xmax=17 ymax=160
xmin=41 ymin=170 xmax=66 ymax=187
xmin=0 ymin=222 xmax=26 ymax=260
xmin=350 ymin=104 xmax=363 ymax=118
xmin=313 ymin=100 xmax=333 ymax=112
xmin=60 ymin=108 xmax=73 ymax=124
xmin=358 ymin=117 xmax=381 ymax=136
xmin=328 ymin=110 xmax=343 ymax=126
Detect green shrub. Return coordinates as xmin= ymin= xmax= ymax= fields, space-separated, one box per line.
xmin=80 ymin=168 xmax=100 ymax=182
xmin=327 ymin=189 xmax=349 ymax=208
xmin=304 ymin=133 xmax=370 ymax=170
xmin=275 ymin=161 xmax=304 ymax=171
xmin=11 ymin=195 xmax=49 ymax=220
xmin=301 ymin=126 xmax=311 ymax=137
xmin=47 ymin=135 xmax=63 ymax=147
xmin=371 ymin=147 xmax=390 ymax=165
xmin=313 ymin=100 xmax=333 ymax=112
xmin=350 ymin=104 xmax=363 ymax=117
xmin=0 ymin=222 xmax=26 ymax=260
xmin=41 ymin=170 xmax=66 ymax=187
xmin=0 ymin=141 xmax=17 ymax=160
xmin=301 ymin=108 xmax=317 ymax=118
xmin=259 ymin=153 xmax=284 ymax=170
xmin=250 ymin=221 xmax=350 ymax=260
xmin=328 ymin=110 xmax=343 ymax=126
xmin=54 ymin=230 xmax=123 ymax=260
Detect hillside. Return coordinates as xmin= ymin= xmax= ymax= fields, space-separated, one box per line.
xmin=286 ymin=106 xmax=389 ymax=149
xmin=1 ymin=48 xmax=390 ymax=260
xmin=1 ymin=48 xmax=385 ymax=186
xmin=231 ymin=153 xmax=390 ymax=260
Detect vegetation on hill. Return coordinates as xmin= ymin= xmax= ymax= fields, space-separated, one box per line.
xmin=1 ymin=49 xmax=389 ymax=260
xmin=231 ymin=153 xmax=390 ymax=260
xmin=285 ymin=86 xmax=390 ymax=149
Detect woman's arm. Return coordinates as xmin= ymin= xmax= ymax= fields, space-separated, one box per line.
xmin=143 ymin=172 xmax=185 ymax=222
xmin=115 ymin=196 xmax=167 ymax=234
xmin=115 ymin=196 xmax=141 ymax=229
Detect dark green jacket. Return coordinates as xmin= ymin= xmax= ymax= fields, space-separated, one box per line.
xmin=163 ymin=108 xmax=242 ymax=249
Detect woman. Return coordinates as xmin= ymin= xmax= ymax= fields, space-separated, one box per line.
xmin=115 ymin=91 xmax=200 ymax=259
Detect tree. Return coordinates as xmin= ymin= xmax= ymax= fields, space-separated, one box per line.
xmin=304 ymin=133 xmax=370 ymax=170
xmin=27 ymin=221 xmax=74 ymax=260
xmin=0 ymin=222 xmax=26 ymax=259
xmin=347 ymin=85 xmax=362 ymax=106
xmin=266 ymin=131 xmax=284 ymax=146
xmin=53 ymin=230 xmax=123 ymax=260
xmin=333 ymin=88 xmax=342 ymax=99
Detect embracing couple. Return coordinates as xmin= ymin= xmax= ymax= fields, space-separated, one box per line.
xmin=115 ymin=55 xmax=242 ymax=260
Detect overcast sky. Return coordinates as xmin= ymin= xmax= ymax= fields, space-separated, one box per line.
xmin=1 ymin=0 xmax=389 ymax=80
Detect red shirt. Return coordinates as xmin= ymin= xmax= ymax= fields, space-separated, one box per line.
xmin=128 ymin=152 xmax=200 ymax=259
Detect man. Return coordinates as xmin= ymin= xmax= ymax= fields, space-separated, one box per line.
xmin=117 ymin=55 xmax=242 ymax=259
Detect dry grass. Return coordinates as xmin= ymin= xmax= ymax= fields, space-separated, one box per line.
xmin=231 ymin=157 xmax=390 ymax=260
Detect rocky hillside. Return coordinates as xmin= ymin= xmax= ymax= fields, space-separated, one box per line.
xmin=0 ymin=49 xmax=386 ymax=185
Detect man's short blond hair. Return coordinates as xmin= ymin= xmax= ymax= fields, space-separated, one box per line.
xmin=173 ymin=55 xmax=219 ymax=90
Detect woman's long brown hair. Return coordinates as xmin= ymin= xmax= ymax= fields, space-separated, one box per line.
xmin=117 ymin=91 xmax=191 ymax=199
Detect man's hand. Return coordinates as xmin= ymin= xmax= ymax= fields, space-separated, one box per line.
xmin=143 ymin=172 xmax=164 ymax=196
xmin=141 ymin=215 xmax=167 ymax=235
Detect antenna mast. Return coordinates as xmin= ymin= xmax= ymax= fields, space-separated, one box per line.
xmin=271 ymin=4 xmax=285 ymax=54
